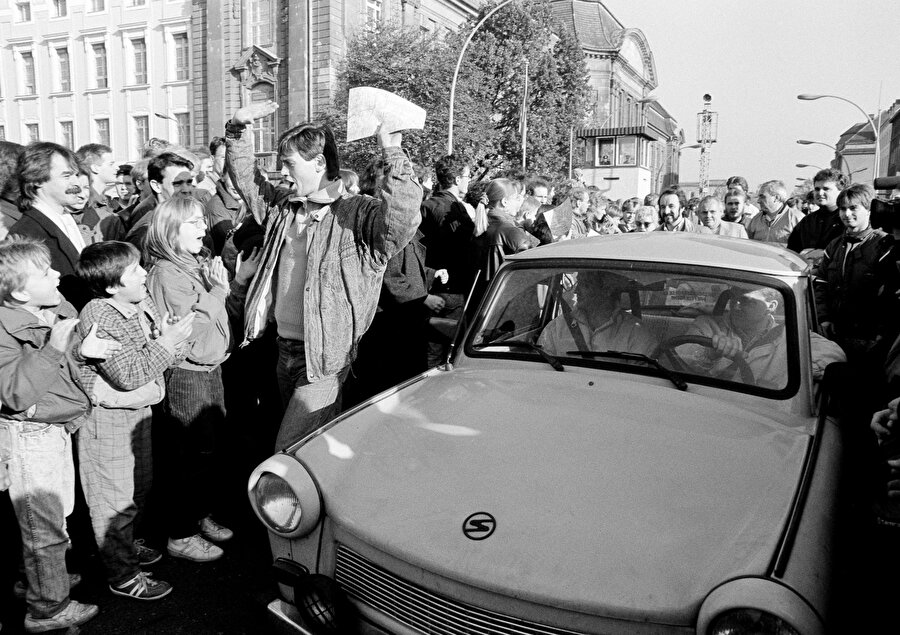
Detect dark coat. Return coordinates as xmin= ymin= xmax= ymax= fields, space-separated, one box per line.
xmin=787 ymin=208 xmax=844 ymax=253
xmin=10 ymin=207 xmax=90 ymax=309
xmin=419 ymin=190 xmax=475 ymax=294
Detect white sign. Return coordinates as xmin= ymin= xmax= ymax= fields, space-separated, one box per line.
xmin=346 ymin=87 xmax=426 ymax=142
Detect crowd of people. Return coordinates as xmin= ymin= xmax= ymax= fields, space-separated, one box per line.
xmin=0 ymin=95 xmax=899 ymax=631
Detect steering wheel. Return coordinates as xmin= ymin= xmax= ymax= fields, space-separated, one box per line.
xmin=655 ymin=334 xmax=755 ymax=385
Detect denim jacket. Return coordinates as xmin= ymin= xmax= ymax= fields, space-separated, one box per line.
xmin=226 ymin=123 xmax=422 ymax=381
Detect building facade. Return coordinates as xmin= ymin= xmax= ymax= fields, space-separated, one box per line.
xmin=551 ymin=0 xmax=680 ymax=200
xmin=0 ymin=0 xmax=478 ymax=166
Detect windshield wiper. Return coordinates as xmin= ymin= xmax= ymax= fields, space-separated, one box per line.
xmin=474 ymin=341 xmax=565 ymax=372
xmin=565 ymin=350 xmax=688 ymax=391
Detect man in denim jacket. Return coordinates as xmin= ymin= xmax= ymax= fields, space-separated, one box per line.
xmin=225 ymin=101 xmax=421 ymax=449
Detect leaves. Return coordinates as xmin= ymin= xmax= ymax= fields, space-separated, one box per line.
xmin=322 ymin=0 xmax=590 ymax=180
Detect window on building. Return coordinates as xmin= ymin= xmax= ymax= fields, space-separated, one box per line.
xmin=0 ymin=126 xmax=6 ymax=141
xmin=175 ymin=113 xmax=190 ymax=147
xmin=57 ymin=48 xmax=71 ymax=92
xmin=16 ymin=2 xmax=31 ymax=22
xmin=132 ymin=38 xmax=148 ymax=85
xmin=26 ymin=124 xmax=40 ymax=143
xmin=250 ymin=0 xmax=274 ymax=47
xmin=60 ymin=122 xmax=74 ymax=149
xmin=90 ymin=0 xmax=104 ymax=11
xmin=131 ymin=0 xmax=146 ymax=5
xmin=20 ymin=51 xmax=36 ymax=95
xmin=617 ymin=137 xmax=637 ymax=166
xmin=366 ymin=0 xmax=382 ymax=23
xmin=250 ymin=84 xmax=276 ymax=153
xmin=92 ymin=43 xmax=108 ymax=89
xmin=174 ymin=33 xmax=190 ymax=81
xmin=96 ymin=119 xmax=110 ymax=147
xmin=134 ymin=116 xmax=149 ymax=151
xmin=598 ymin=139 xmax=614 ymax=166
xmin=52 ymin=0 xmax=67 ymax=17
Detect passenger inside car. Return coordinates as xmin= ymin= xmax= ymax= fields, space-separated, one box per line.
xmin=537 ymin=271 xmax=657 ymax=356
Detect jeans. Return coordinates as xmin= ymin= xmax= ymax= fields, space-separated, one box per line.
xmin=158 ymin=366 xmax=225 ymax=539
xmin=0 ymin=420 xmax=74 ymax=618
xmin=275 ymin=337 xmax=348 ymax=451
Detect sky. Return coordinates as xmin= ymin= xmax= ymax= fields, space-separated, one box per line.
xmin=602 ymin=0 xmax=900 ymax=188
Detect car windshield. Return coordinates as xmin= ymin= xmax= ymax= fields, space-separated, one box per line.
xmin=468 ymin=264 xmax=796 ymax=395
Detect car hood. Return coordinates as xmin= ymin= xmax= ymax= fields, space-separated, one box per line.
xmin=297 ymin=368 xmax=811 ymax=624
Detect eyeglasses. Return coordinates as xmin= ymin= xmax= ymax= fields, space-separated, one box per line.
xmin=183 ymin=216 xmax=207 ymax=228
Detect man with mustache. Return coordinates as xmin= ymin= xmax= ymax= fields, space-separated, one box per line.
xmin=10 ymin=142 xmax=92 ymax=309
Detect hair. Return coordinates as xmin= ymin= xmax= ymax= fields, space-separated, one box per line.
xmin=142 ymin=137 xmax=173 ymax=159
xmin=698 ymin=195 xmax=723 ymax=212
xmin=643 ymin=193 xmax=658 ymax=207
xmin=633 ymin=206 xmax=658 ymax=230
xmin=147 ymin=152 xmax=194 ymax=186
xmin=569 ymin=187 xmax=589 ymax=203
xmin=277 ymin=123 xmax=340 ymax=181
xmin=813 ymin=168 xmax=849 ymax=190
xmin=485 ymin=178 xmax=523 ymax=211
xmin=687 ymin=196 xmax=701 ymax=209
xmin=209 ymin=137 xmax=226 ymax=156
xmin=785 ymin=197 xmax=800 ymax=209
xmin=339 ymin=169 xmax=359 ymax=194
xmin=605 ymin=203 xmax=622 ymax=219
xmin=724 ymin=188 xmax=747 ymax=203
xmin=75 ymin=143 xmax=113 ymax=168
xmin=0 ymin=141 xmax=25 ymax=200
xmin=143 ymin=196 xmax=209 ymax=272
xmin=836 ymin=183 xmax=874 ymax=210
xmin=805 ymin=190 xmax=817 ymax=204
xmin=725 ymin=176 xmax=750 ymax=192
xmin=116 ymin=164 xmax=133 ymax=178
xmin=17 ymin=142 xmax=79 ymax=211
xmin=434 ymin=154 xmax=468 ymax=191
xmin=76 ymin=241 xmax=141 ymax=299
xmin=622 ymin=198 xmax=640 ymax=213
xmin=758 ymin=180 xmax=788 ymax=200
xmin=0 ymin=236 xmax=51 ymax=303
xmin=658 ymin=187 xmax=686 ymax=210
xmin=526 ymin=178 xmax=550 ymax=196
xmin=359 ymin=158 xmax=387 ymax=197
xmin=130 ymin=159 xmax=150 ymax=187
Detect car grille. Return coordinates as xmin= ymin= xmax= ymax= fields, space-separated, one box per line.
xmin=334 ymin=545 xmax=587 ymax=635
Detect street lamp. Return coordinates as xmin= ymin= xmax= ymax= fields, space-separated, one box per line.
xmin=796 ymin=163 xmax=824 ymax=170
xmin=797 ymin=93 xmax=880 ymax=177
xmin=447 ymin=0 xmax=517 ymax=155
xmin=796 ymin=139 xmax=851 ymax=176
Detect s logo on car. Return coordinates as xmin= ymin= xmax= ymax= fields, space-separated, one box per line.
xmin=463 ymin=512 xmax=496 ymax=540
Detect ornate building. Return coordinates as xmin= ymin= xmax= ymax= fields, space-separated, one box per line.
xmin=551 ymin=0 xmax=680 ymax=199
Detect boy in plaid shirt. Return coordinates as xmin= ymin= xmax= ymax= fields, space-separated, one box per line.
xmin=75 ymin=241 xmax=195 ymax=601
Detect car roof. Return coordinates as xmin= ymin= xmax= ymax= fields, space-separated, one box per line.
xmin=507 ymin=233 xmax=809 ymax=277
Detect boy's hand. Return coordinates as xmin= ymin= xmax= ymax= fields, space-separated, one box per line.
xmin=434 ymin=269 xmax=449 ymax=285
xmin=158 ymin=312 xmax=196 ymax=349
xmin=80 ymin=323 xmax=123 ymax=359
xmin=49 ymin=318 xmax=80 ymax=353
xmin=208 ymin=257 xmax=230 ymax=290
xmin=233 ymin=101 xmax=278 ymax=126
xmin=235 ymin=247 xmax=262 ymax=285
xmin=375 ymin=123 xmax=402 ymax=149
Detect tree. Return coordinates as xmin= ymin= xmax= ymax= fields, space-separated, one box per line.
xmin=323 ymin=0 xmax=590 ymax=179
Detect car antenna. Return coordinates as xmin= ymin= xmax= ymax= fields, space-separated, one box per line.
xmin=440 ymin=269 xmax=482 ymax=372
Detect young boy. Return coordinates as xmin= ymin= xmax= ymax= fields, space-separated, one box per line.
xmin=74 ymin=241 xmax=194 ymax=600
xmin=0 ymin=236 xmax=118 ymax=633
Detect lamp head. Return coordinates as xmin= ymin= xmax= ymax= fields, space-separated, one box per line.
xmin=797 ymin=94 xmax=824 ymax=101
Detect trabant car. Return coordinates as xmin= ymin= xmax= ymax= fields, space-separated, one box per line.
xmin=248 ymin=233 xmax=844 ymax=635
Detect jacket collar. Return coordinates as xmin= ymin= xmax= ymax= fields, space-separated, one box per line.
xmin=20 ymin=206 xmax=81 ymax=266
xmin=0 ymin=301 xmax=77 ymax=337
xmin=288 ymin=179 xmax=345 ymax=206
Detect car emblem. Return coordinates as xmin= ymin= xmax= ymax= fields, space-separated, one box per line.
xmin=462 ymin=512 xmax=496 ymax=541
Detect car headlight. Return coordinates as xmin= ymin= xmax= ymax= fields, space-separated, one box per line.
xmin=708 ymin=609 xmax=800 ymax=635
xmin=255 ymin=473 xmax=302 ymax=532
xmin=248 ymin=455 xmax=322 ymax=537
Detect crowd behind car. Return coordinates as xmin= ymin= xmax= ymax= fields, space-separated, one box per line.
xmin=0 ymin=103 xmax=899 ymax=632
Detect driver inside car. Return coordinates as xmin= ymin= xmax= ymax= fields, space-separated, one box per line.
xmin=684 ymin=285 xmax=844 ymax=388
xmin=538 ymin=271 xmax=657 ymax=357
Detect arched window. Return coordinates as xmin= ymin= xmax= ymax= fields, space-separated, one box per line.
xmin=250 ymin=83 xmax=276 ymax=153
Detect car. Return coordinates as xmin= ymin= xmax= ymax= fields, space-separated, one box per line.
xmin=248 ymin=232 xmax=845 ymax=635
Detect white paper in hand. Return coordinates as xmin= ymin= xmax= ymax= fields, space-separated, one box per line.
xmin=346 ymin=87 xmax=426 ymax=142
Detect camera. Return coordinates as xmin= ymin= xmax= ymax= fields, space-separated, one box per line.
xmin=871 ymin=176 xmax=900 ymax=232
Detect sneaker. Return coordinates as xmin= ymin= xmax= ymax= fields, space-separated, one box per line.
xmin=13 ymin=573 xmax=81 ymax=600
xmin=166 ymin=534 xmax=223 ymax=562
xmin=199 ymin=516 xmax=233 ymax=542
xmin=23 ymin=600 xmax=98 ymax=633
xmin=109 ymin=571 xmax=172 ymax=601
xmin=134 ymin=539 xmax=162 ymax=566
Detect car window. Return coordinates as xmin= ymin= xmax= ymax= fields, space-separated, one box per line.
xmin=468 ymin=265 xmax=795 ymax=395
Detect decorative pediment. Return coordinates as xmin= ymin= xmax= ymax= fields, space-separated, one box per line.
xmin=231 ymin=45 xmax=282 ymax=89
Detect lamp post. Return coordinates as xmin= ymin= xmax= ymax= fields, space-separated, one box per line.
xmin=796 ymin=163 xmax=824 ymax=170
xmin=520 ymin=33 xmax=559 ymax=170
xmin=447 ymin=0 xmax=517 ymax=155
xmin=797 ymin=93 xmax=880 ymax=178
xmin=796 ymin=139 xmax=852 ymax=176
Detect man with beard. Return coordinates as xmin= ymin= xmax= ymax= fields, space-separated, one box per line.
xmin=787 ymin=168 xmax=848 ymax=263
xmin=655 ymin=189 xmax=694 ymax=232
xmin=11 ymin=142 xmax=92 ymax=309
xmin=694 ymin=196 xmax=748 ymax=238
